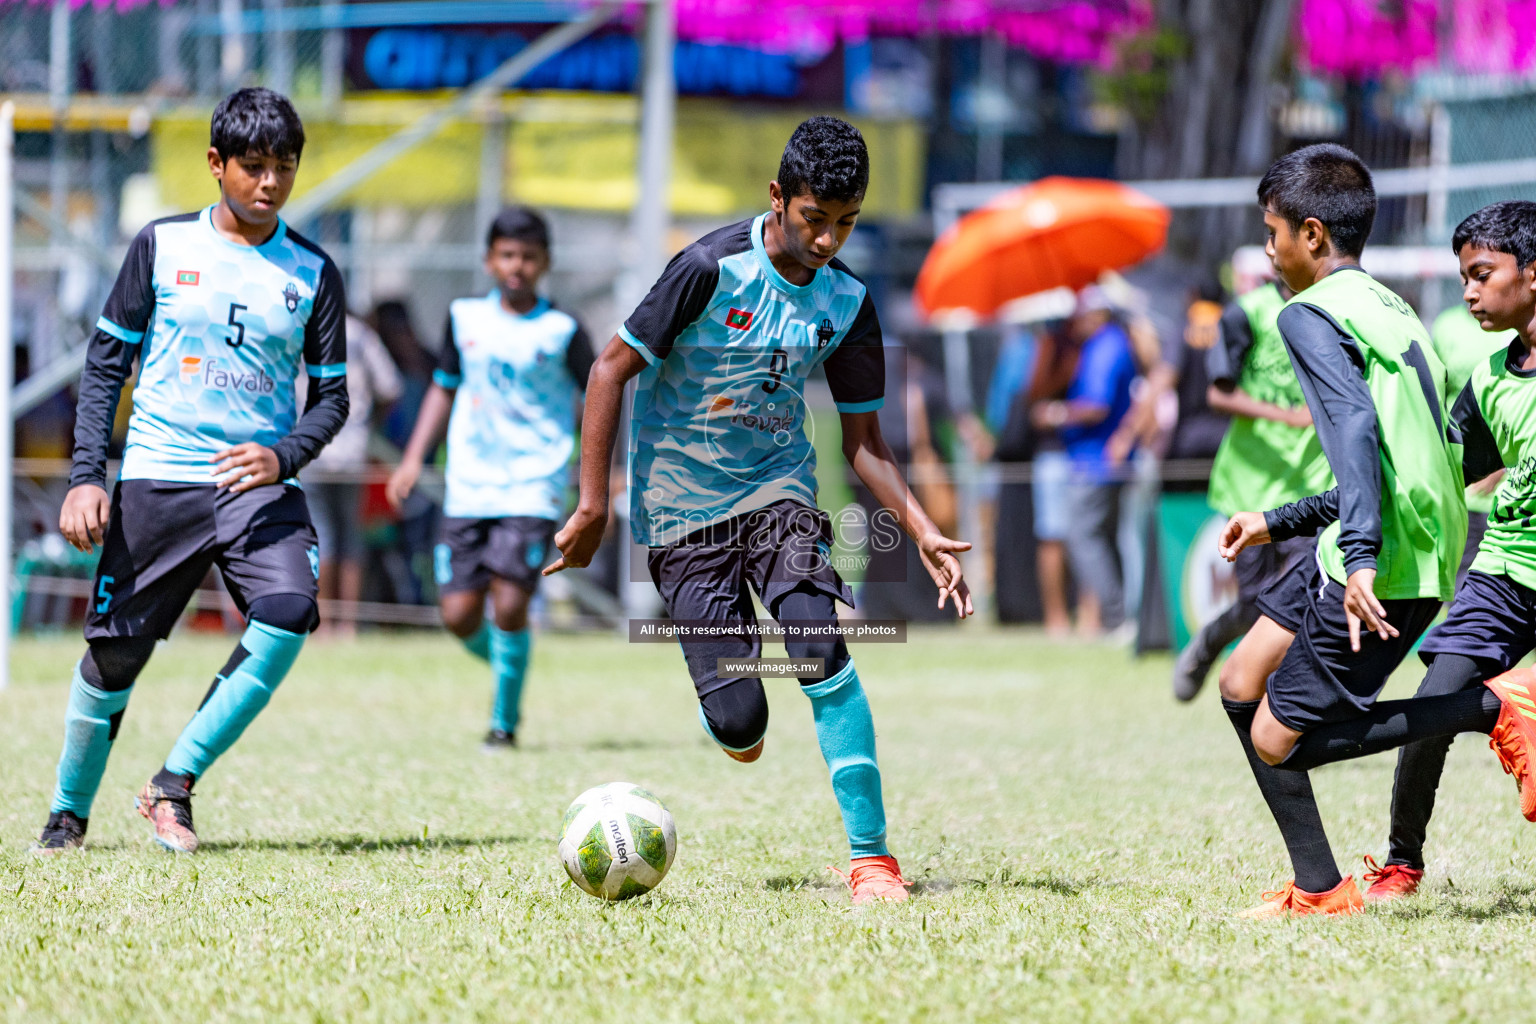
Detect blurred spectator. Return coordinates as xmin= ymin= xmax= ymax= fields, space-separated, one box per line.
xmin=372 ymin=300 xmax=435 ymax=450
xmin=305 ymin=315 xmax=403 ymax=635
xmin=989 ymin=323 xmax=1043 ymax=624
xmin=1163 ymin=283 xmax=1231 ymax=473
xmin=1034 ymin=287 xmax=1137 ymax=634
xmin=1103 ymin=289 xmax=1172 ymax=625
xmin=855 ymin=348 xmax=960 ymax=623
xmin=1020 ymin=322 xmax=1082 ymax=634
xmin=371 ymin=300 xmax=438 ymax=605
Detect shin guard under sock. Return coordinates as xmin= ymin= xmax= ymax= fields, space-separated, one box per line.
xmin=1223 ymin=697 xmax=1341 ymax=893
xmin=462 ymin=622 xmax=491 ymax=663
xmin=489 ymin=627 xmax=530 ymax=734
xmin=803 ymin=661 xmax=888 ymax=859
xmin=164 ymin=621 xmax=305 ymax=779
xmin=51 ymin=665 xmax=133 ymax=817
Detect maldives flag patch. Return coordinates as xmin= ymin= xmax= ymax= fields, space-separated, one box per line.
xmin=176 ymin=270 xmax=200 ymax=286
xmin=725 ymin=308 xmax=753 ymax=330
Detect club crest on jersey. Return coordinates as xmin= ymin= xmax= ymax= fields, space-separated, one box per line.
xmin=816 ymin=318 xmax=835 ymax=348
xmin=176 ymin=270 xmax=199 ymax=286
xmin=283 ymin=282 xmax=301 ymax=312
xmin=726 ymin=308 xmax=753 ymax=331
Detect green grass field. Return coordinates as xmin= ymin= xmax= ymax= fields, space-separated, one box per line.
xmin=2 ymin=627 xmax=1535 ymax=1022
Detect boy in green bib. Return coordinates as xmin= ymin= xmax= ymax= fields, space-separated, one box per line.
xmin=1213 ymin=147 xmax=1536 ymax=919
xmin=1243 ymin=201 xmax=1536 ymax=904
xmin=1172 ymin=277 xmax=1332 ymax=701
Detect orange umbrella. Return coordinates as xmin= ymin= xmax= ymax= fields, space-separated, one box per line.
xmin=915 ymin=176 xmax=1170 ymax=320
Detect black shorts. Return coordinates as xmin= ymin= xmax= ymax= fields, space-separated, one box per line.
xmin=646 ymin=500 xmax=853 ymax=698
xmin=434 ymin=516 xmax=556 ymax=595
xmin=1235 ymin=535 xmax=1316 ymax=607
xmin=1418 ymin=570 xmax=1536 ymax=674
xmin=1256 ymin=560 xmax=1442 ymax=733
xmin=86 ymin=480 xmax=319 ymax=641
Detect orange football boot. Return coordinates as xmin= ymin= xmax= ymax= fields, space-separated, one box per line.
xmin=135 ymin=778 xmax=198 ymax=853
xmin=1482 ymin=669 xmax=1536 ymax=821
xmin=1362 ymin=855 xmax=1422 ymax=903
xmin=722 ymin=739 xmax=764 ymax=763
xmin=832 ymin=855 xmax=912 ymax=904
xmin=1236 ymin=876 xmax=1362 ymax=919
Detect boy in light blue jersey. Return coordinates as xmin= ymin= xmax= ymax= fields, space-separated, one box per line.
xmin=546 ymin=117 xmax=973 ymax=904
xmin=389 ymin=208 xmax=592 ymax=749
xmin=33 ymin=89 xmax=348 ymax=855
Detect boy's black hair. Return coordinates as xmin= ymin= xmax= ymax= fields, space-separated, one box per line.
xmin=1452 ymin=200 xmax=1536 ymax=269
xmin=1256 ymin=143 xmax=1376 ymax=258
xmin=486 ymin=206 xmax=550 ymax=251
xmin=210 ymin=87 xmax=305 ymax=162
xmin=777 ymin=116 xmax=869 ymax=204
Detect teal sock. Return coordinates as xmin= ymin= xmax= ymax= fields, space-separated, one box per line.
xmin=164 ymin=621 xmax=305 ymax=779
xmin=802 ymin=661 xmax=889 ymax=859
xmin=462 ymin=622 xmax=491 ymax=662
xmin=489 ymin=627 xmax=531 ymax=734
xmin=51 ymin=664 xmax=133 ymax=816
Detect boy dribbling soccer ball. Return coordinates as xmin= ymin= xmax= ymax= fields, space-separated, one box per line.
xmin=545 ymin=117 xmax=972 ymax=903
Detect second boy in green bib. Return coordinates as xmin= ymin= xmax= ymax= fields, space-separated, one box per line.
xmin=1173 ymin=279 xmax=1332 ymax=700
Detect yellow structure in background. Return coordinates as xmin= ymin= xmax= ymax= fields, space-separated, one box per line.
xmin=151 ymin=92 xmax=924 ymax=219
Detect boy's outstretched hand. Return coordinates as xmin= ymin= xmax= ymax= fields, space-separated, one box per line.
xmin=544 ymin=506 xmax=607 ymax=575
xmin=918 ymin=530 xmax=974 ymax=618
xmin=60 ymin=484 xmax=111 ymax=552
xmin=1217 ymin=511 xmax=1271 ymax=561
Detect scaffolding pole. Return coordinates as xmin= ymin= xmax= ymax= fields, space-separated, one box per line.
xmin=0 ymin=102 xmax=15 ymax=690
xmin=283 ymin=2 xmax=621 ymax=227
xmin=618 ymin=0 xmax=674 ymax=624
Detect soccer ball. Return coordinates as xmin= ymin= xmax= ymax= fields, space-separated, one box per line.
xmin=558 ymin=781 xmax=677 ymax=901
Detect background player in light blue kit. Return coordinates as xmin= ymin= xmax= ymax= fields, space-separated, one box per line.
xmin=388 ymin=207 xmax=592 ymax=750
xmin=32 ymin=88 xmax=348 ymax=854
xmin=545 ymin=117 xmax=972 ymax=904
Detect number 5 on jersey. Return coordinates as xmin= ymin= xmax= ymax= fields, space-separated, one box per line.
xmin=227 ymin=303 xmax=248 ymax=349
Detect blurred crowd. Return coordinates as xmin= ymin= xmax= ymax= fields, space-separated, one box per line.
xmin=891 ymin=275 xmax=1235 ymax=640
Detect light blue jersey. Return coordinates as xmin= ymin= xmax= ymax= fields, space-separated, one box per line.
xmin=87 ymin=206 xmax=347 ymax=485
xmin=620 ymin=214 xmax=884 ymax=547
xmin=433 ymin=294 xmax=592 ymax=520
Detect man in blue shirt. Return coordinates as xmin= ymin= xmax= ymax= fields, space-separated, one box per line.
xmin=33 ymin=89 xmax=348 ymax=855
xmin=545 ymin=117 xmax=972 ymax=904
xmin=1032 ymin=287 xmax=1138 ymax=631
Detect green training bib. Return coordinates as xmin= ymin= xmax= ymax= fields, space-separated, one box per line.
xmin=1287 ymin=271 xmax=1466 ymax=600
xmin=1206 ymin=283 xmax=1334 ymax=517
xmin=1431 ymin=304 xmax=1515 ymax=515
xmin=1466 ymin=343 xmax=1536 ymax=590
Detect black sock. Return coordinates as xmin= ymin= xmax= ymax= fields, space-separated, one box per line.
xmin=152 ymin=766 xmax=195 ymax=794
xmin=1386 ymin=654 xmax=1485 ymax=868
xmin=1279 ymin=685 xmax=1500 ymax=773
xmin=1223 ymin=697 xmax=1341 ymax=893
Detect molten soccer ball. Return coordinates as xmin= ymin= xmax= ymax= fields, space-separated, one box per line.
xmin=558 ymin=782 xmax=677 ymax=900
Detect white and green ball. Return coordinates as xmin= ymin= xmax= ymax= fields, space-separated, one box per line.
xmin=558 ymin=782 xmax=677 ymax=900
